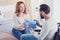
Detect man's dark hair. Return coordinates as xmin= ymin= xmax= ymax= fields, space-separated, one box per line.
xmin=40 ymin=4 xmax=50 ymax=14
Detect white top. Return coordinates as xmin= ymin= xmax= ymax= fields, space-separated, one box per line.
xmin=13 ymin=13 xmax=30 ymax=30
xmin=33 ymin=18 xmax=58 ymax=40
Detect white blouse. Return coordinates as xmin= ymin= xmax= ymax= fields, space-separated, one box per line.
xmin=13 ymin=13 xmax=30 ymax=30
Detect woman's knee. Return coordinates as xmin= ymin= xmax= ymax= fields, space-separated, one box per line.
xmin=21 ymin=34 xmax=37 ymax=40
xmin=12 ymin=28 xmax=22 ymax=40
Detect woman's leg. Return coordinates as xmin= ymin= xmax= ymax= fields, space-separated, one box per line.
xmin=20 ymin=29 xmax=26 ymax=34
xmin=12 ymin=28 xmax=22 ymax=40
xmin=21 ymin=34 xmax=37 ymax=40
xmin=21 ymin=28 xmax=30 ymax=34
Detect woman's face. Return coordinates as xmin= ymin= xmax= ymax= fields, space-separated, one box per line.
xmin=19 ymin=3 xmax=25 ymax=13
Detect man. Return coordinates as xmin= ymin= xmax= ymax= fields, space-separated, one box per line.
xmin=34 ymin=4 xmax=58 ymax=40
xmin=21 ymin=4 xmax=58 ymax=40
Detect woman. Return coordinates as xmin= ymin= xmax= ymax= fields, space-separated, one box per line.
xmin=12 ymin=1 xmax=30 ymax=40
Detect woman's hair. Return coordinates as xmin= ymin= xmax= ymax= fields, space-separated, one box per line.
xmin=15 ymin=1 xmax=26 ymax=16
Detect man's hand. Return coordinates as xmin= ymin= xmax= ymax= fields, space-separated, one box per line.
xmin=34 ymin=20 xmax=42 ymax=28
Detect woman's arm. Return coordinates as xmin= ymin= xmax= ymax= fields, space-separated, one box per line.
xmin=13 ymin=14 xmax=26 ymax=29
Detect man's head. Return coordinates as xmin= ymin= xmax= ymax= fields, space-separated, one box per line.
xmin=39 ymin=4 xmax=50 ymax=19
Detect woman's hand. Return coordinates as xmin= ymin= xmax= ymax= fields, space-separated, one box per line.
xmin=21 ymin=23 xmax=26 ymax=28
xmin=18 ymin=23 xmax=26 ymax=29
xmin=29 ymin=27 xmax=35 ymax=33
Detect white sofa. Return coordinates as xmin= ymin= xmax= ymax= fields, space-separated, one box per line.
xmin=0 ymin=18 xmax=18 ymax=40
xmin=0 ymin=18 xmax=14 ymax=33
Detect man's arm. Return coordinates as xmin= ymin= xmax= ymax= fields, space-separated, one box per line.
xmin=34 ymin=20 xmax=42 ymax=28
xmin=38 ymin=22 xmax=52 ymax=40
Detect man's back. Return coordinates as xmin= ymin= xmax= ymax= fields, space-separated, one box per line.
xmin=38 ymin=18 xmax=58 ymax=40
xmin=44 ymin=18 xmax=58 ymax=40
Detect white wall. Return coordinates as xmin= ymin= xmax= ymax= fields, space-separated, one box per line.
xmin=0 ymin=5 xmax=15 ymax=19
xmin=29 ymin=0 xmax=54 ymax=20
xmin=29 ymin=0 xmax=44 ymax=20
xmin=43 ymin=0 xmax=53 ymax=17
xmin=53 ymin=0 xmax=60 ymax=23
xmin=43 ymin=0 xmax=60 ymax=23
